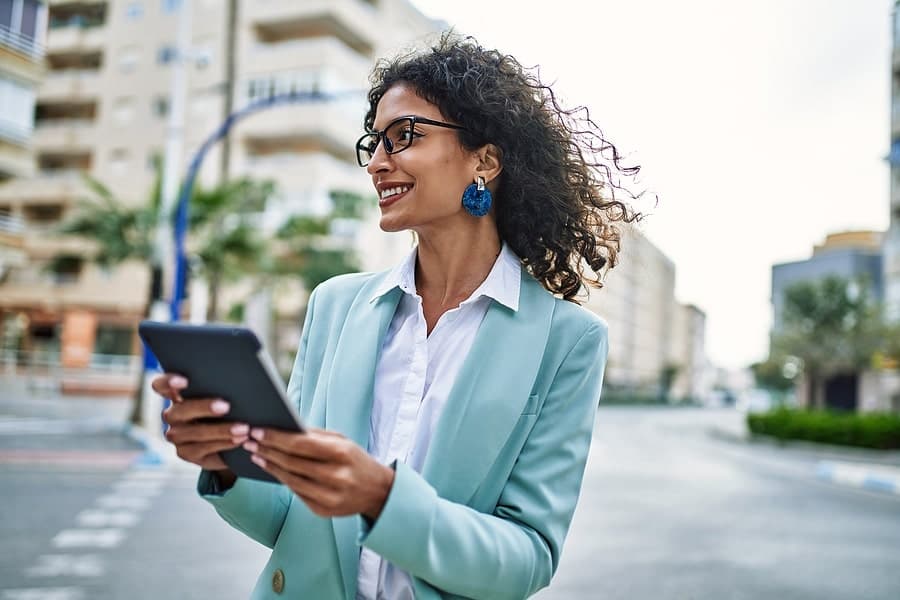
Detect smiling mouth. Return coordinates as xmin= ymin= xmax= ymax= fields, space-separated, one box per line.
xmin=380 ymin=184 xmax=412 ymax=200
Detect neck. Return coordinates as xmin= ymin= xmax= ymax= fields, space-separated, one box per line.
xmin=413 ymin=219 xmax=502 ymax=307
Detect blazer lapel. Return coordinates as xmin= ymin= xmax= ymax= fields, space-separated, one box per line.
xmin=325 ymin=277 xmax=402 ymax=600
xmin=422 ymin=271 xmax=555 ymax=504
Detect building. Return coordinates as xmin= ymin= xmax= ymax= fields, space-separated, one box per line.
xmin=0 ymin=0 xmax=440 ymax=376
xmin=771 ymin=231 xmax=883 ymax=333
xmin=888 ymin=1 xmax=900 ymax=320
xmin=583 ymin=225 xmax=709 ymax=402
xmin=1 ymin=0 xmax=46 ymax=181
xmin=770 ymin=230 xmax=899 ymax=412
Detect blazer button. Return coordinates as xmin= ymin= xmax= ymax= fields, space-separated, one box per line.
xmin=272 ymin=568 xmax=285 ymax=594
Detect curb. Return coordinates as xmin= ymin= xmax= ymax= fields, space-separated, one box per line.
xmin=815 ymin=461 xmax=900 ymax=496
xmin=123 ymin=423 xmax=177 ymax=468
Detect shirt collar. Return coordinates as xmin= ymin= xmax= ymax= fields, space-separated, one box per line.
xmin=369 ymin=242 xmax=521 ymax=311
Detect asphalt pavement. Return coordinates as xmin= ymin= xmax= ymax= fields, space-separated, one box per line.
xmin=3 ymin=377 xmax=900 ymax=599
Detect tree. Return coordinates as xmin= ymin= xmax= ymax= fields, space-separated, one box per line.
xmin=57 ymin=173 xmax=275 ymax=423
xmin=771 ymin=275 xmax=883 ymax=410
xmin=269 ymin=189 xmax=370 ymax=291
xmin=188 ymin=178 xmax=273 ymax=320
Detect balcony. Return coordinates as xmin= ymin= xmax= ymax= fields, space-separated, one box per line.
xmin=46 ymin=22 xmax=106 ymax=55
xmin=247 ymin=36 xmax=371 ymax=83
xmin=32 ymin=119 xmax=98 ymax=151
xmin=0 ymin=24 xmax=44 ymax=61
xmin=39 ymin=69 xmax=102 ymax=100
xmin=239 ymin=101 xmax=361 ymax=165
xmin=246 ymin=0 xmax=376 ymax=57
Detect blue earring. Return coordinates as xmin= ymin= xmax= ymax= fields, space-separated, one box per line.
xmin=462 ymin=176 xmax=492 ymax=217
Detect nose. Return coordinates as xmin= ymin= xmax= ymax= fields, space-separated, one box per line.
xmin=366 ymin=139 xmax=393 ymax=175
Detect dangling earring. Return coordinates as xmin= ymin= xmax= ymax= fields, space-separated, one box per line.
xmin=462 ymin=176 xmax=492 ymax=217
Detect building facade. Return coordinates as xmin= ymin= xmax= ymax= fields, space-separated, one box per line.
xmin=0 ymin=0 xmax=440 ymax=374
xmin=771 ymin=231 xmax=883 ymax=334
xmin=888 ymin=1 xmax=900 ymax=320
xmin=583 ymin=225 xmax=709 ymax=402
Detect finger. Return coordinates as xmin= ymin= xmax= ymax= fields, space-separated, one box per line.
xmin=164 ymin=397 xmax=232 ymax=425
xmin=251 ymin=428 xmax=346 ymax=461
xmin=251 ymin=455 xmax=343 ymax=512
xmin=176 ymin=440 xmax=239 ymax=469
xmin=150 ymin=373 xmax=188 ymax=402
xmin=166 ymin=422 xmax=249 ymax=445
xmin=244 ymin=441 xmax=339 ymax=486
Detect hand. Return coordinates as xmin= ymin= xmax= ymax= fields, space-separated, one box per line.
xmin=151 ymin=373 xmax=247 ymax=476
xmin=243 ymin=428 xmax=395 ymax=521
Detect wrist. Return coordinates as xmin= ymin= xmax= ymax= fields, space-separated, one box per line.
xmin=363 ymin=463 xmax=395 ymax=522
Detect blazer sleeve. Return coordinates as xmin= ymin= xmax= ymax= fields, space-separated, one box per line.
xmin=359 ymin=322 xmax=608 ymax=599
xmin=196 ymin=287 xmax=320 ymax=548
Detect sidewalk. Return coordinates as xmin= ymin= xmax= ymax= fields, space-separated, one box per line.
xmin=709 ymin=413 xmax=900 ymax=497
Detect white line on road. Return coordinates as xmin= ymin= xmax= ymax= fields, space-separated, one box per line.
xmin=51 ymin=529 xmax=126 ymax=549
xmin=25 ymin=555 xmax=104 ymax=578
xmin=1 ymin=587 xmax=85 ymax=600
xmin=95 ymin=494 xmax=151 ymax=510
xmin=75 ymin=509 xmax=140 ymax=528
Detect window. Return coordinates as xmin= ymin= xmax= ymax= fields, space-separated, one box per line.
xmin=94 ymin=325 xmax=134 ymax=355
xmin=161 ymin=0 xmax=182 ymax=14
xmin=157 ymin=44 xmax=176 ymax=65
xmin=49 ymin=255 xmax=83 ymax=285
xmin=112 ymin=97 xmax=135 ymax=123
xmin=0 ymin=76 xmax=36 ymax=142
xmin=118 ymin=45 xmax=141 ymax=73
xmin=125 ymin=1 xmax=144 ymax=20
xmin=152 ymin=96 xmax=169 ymax=117
xmin=24 ymin=203 xmax=63 ymax=225
xmin=109 ymin=148 xmax=130 ymax=175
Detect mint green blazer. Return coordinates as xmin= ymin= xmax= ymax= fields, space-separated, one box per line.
xmin=200 ymin=267 xmax=608 ymax=599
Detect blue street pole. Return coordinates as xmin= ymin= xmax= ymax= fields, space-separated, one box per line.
xmin=166 ymin=89 xmax=360 ymax=321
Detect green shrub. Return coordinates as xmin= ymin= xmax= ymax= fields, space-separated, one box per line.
xmin=747 ymin=408 xmax=900 ymax=449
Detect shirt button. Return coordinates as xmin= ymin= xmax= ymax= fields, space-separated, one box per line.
xmin=272 ymin=568 xmax=285 ymax=594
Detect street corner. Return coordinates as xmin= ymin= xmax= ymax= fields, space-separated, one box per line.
xmin=815 ymin=460 xmax=900 ymax=496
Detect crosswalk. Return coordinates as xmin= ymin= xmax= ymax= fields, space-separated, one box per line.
xmin=1 ymin=466 xmax=173 ymax=600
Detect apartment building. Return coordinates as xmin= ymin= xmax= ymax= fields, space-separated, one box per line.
xmin=1 ymin=0 xmax=45 ymax=181
xmin=888 ymin=2 xmax=900 ymax=319
xmin=583 ymin=225 xmax=709 ymax=401
xmin=0 ymin=0 xmax=440 ymax=372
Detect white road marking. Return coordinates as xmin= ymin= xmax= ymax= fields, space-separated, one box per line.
xmin=51 ymin=529 xmax=125 ymax=549
xmin=75 ymin=509 xmax=140 ymax=528
xmin=111 ymin=480 xmax=165 ymax=496
xmin=1 ymin=587 xmax=85 ymax=600
xmin=26 ymin=555 xmax=104 ymax=578
xmin=95 ymin=494 xmax=151 ymax=510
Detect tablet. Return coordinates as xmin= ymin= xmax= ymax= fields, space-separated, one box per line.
xmin=138 ymin=320 xmax=305 ymax=483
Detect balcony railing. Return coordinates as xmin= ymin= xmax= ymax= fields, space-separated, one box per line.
xmin=0 ymin=24 xmax=44 ymax=60
xmin=0 ymin=213 xmax=25 ymax=234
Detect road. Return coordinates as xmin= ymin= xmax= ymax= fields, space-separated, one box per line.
xmin=2 ymin=397 xmax=899 ymax=599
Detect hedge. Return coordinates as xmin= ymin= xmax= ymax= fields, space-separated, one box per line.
xmin=747 ymin=408 xmax=900 ymax=450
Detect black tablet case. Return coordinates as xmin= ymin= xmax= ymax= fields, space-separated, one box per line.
xmin=138 ymin=320 xmax=303 ymax=483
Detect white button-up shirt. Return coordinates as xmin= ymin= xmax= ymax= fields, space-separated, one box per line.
xmin=356 ymin=243 xmax=521 ymax=600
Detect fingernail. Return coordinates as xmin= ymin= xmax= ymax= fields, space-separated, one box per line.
xmin=170 ymin=376 xmax=187 ymax=387
xmin=211 ymin=400 xmax=230 ymax=415
xmin=251 ymin=454 xmax=266 ymax=468
xmin=243 ymin=440 xmax=258 ymax=453
xmin=230 ymin=423 xmax=249 ymax=436
xmin=250 ymin=428 xmax=264 ymax=440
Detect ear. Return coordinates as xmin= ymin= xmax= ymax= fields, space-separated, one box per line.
xmin=472 ymin=144 xmax=503 ymax=186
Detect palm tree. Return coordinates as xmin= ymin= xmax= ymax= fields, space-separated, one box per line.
xmin=57 ymin=174 xmax=274 ymax=423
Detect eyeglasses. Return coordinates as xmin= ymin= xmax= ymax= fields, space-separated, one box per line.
xmin=355 ymin=115 xmax=466 ymax=167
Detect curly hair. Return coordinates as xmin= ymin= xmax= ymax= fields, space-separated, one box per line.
xmin=365 ymin=33 xmax=644 ymax=302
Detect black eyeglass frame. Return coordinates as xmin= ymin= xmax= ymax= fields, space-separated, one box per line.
xmin=355 ymin=116 xmax=467 ymax=167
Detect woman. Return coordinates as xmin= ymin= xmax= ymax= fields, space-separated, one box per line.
xmin=154 ymin=34 xmax=639 ymax=600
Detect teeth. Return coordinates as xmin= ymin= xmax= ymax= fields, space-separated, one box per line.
xmin=380 ymin=185 xmax=411 ymax=199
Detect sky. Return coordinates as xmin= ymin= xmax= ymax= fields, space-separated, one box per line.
xmin=409 ymin=0 xmax=894 ymax=369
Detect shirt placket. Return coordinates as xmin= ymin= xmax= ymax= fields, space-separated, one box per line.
xmin=386 ymin=296 xmax=428 ymax=465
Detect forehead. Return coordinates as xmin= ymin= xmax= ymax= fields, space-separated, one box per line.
xmin=373 ymin=84 xmax=444 ymax=129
